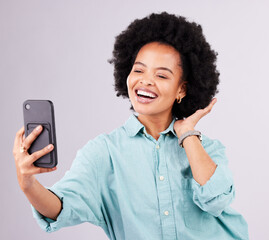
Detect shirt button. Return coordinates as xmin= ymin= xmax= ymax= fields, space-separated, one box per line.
xmin=167 ymin=133 xmax=169 ymax=136
xmin=156 ymin=145 xmax=160 ymax=149
xmin=164 ymin=211 xmax=169 ymax=216
xmin=159 ymin=176 xmax=164 ymax=181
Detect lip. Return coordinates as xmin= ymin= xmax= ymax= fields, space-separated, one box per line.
xmin=134 ymin=89 xmax=158 ymax=104
xmin=135 ymin=87 xmax=158 ymax=97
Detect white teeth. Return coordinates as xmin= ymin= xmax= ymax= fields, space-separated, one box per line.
xmin=137 ymin=90 xmax=157 ymax=98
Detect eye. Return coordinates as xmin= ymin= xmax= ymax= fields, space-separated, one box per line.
xmin=134 ymin=70 xmax=143 ymax=73
xmin=157 ymin=75 xmax=167 ymax=79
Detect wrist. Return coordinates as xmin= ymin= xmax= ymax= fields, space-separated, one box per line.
xmin=176 ymin=127 xmax=195 ymax=138
xmin=178 ymin=130 xmax=202 ymax=148
xmin=20 ymin=175 xmax=36 ymax=193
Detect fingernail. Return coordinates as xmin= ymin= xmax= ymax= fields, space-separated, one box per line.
xmin=36 ymin=125 xmax=41 ymax=132
xmin=47 ymin=144 xmax=53 ymax=150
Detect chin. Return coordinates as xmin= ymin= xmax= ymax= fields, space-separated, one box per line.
xmin=132 ymin=105 xmax=160 ymax=117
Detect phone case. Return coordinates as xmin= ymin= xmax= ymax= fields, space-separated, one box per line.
xmin=23 ymin=100 xmax=58 ymax=168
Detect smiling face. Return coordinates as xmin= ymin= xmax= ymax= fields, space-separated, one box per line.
xmin=127 ymin=41 xmax=187 ymax=119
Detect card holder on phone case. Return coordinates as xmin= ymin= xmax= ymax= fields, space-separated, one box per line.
xmin=27 ymin=122 xmax=52 ymax=166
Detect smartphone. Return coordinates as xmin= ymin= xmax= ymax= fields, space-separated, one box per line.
xmin=23 ymin=100 xmax=58 ymax=168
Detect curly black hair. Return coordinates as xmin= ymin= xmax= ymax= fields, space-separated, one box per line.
xmin=108 ymin=11 xmax=220 ymax=120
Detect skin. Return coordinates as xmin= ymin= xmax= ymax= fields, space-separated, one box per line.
xmin=127 ymin=41 xmax=217 ymax=185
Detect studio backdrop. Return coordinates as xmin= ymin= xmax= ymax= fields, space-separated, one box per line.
xmin=1 ymin=0 xmax=268 ymax=239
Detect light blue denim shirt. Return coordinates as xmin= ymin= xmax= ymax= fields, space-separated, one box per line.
xmin=32 ymin=113 xmax=249 ymax=240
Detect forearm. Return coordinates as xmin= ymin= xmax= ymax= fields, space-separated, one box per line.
xmin=23 ymin=178 xmax=62 ymax=220
xmin=181 ymin=133 xmax=217 ymax=186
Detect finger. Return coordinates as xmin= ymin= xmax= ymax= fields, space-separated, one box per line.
xmin=208 ymin=98 xmax=217 ymax=108
xmin=13 ymin=126 xmax=25 ymax=153
xmin=190 ymin=98 xmax=217 ymax=122
xmin=22 ymin=125 xmax=43 ymax=150
xmin=27 ymin=144 xmax=54 ymax=165
xmin=29 ymin=166 xmax=57 ymax=175
xmin=204 ymin=98 xmax=217 ymax=113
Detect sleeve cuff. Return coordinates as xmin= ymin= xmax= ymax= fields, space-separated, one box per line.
xmin=192 ymin=164 xmax=233 ymax=201
xmin=191 ymin=164 xmax=235 ymax=216
xmin=31 ymin=188 xmax=71 ymax=233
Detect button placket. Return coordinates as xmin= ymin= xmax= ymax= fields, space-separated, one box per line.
xmin=154 ymin=137 xmax=177 ymax=239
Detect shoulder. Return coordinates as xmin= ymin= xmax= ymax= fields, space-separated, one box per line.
xmin=79 ymin=125 xmax=127 ymax=157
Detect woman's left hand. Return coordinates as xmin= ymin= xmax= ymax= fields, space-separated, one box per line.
xmin=174 ymin=98 xmax=217 ymax=137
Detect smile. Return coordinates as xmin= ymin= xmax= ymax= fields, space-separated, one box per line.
xmin=135 ymin=90 xmax=158 ymax=103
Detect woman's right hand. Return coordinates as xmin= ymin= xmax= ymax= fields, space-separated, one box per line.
xmin=13 ymin=125 xmax=56 ymax=192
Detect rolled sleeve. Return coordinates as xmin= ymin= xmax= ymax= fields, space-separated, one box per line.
xmin=31 ymin=189 xmax=71 ymax=232
xmin=31 ymin=136 xmax=107 ymax=232
xmin=191 ymin=136 xmax=235 ymax=217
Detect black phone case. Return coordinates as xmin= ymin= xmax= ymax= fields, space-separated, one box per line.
xmin=23 ymin=100 xmax=58 ymax=168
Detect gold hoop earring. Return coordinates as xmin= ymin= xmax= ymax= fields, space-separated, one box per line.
xmin=176 ymin=97 xmax=181 ymax=104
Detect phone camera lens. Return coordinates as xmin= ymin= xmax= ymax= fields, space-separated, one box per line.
xmin=25 ymin=104 xmax=30 ymax=110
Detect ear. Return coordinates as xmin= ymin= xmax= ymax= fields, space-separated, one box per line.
xmin=177 ymin=81 xmax=187 ymax=98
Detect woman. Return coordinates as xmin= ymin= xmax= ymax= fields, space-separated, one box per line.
xmin=13 ymin=12 xmax=249 ymax=239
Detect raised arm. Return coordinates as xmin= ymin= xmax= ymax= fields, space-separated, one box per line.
xmin=13 ymin=125 xmax=61 ymax=220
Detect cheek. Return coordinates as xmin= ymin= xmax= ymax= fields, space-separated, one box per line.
xmin=127 ymin=75 xmax=136 ymax=90
xmin=126 ymin=75 xmax=134 ymax=97
xmin=162 ymin=84 xmax=178 ymax=99
xmin=160 ymin=83 xmax=172 ymax=94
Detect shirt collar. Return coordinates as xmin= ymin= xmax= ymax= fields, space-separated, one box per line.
xmin=123 ymin=113 xmax=178 ymax=138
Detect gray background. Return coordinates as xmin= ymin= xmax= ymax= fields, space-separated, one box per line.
xmin=1 ymin=0 xmax=268 ymax=239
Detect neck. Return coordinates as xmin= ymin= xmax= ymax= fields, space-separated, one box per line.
xmin=137 ymin=113 xmax=173 ymax=140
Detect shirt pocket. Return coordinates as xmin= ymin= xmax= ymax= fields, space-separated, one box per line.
xmin=181 ymin=178 xmax=214 ymax=232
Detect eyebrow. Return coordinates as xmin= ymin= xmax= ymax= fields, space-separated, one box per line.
xmin=134 ymin=61 xmax=174 ymax=75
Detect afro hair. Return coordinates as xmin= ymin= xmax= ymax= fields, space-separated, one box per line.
xmin=108 ymin=11 xmax=220 ymax=120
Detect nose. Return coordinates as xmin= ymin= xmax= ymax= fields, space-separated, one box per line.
xmin=140 ymin=75 xmax=154 ymax=85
